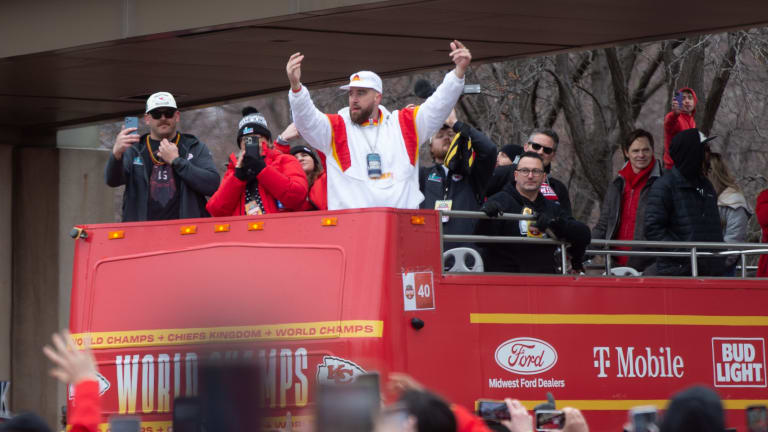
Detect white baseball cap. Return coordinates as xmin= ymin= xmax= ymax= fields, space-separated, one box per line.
xmin=340 ymin=71 xmax=383 ymax=94
xmin=145 ymin=92 xmax=178 ymax=113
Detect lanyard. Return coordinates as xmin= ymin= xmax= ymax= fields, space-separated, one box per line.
xmin=360 ymin=111 xmax=384 ymax=154
xmin=146 ymin=133 xmax=181 ymax=165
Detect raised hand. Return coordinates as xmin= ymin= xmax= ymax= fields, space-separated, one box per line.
xmin=286 ymin=52 xmax=304 ymax=91
xmin=42 ymin=329 xmax=99 ymax=385
xmin=500 ymin=399 xmax=533 ymax=432
xmin=280 ymin=122 xmax=300 ymax=141
xmin=113 ymin=126 xmax=140 ymax=160
xmin=449 ymin=40 xmax=472 ymax=79
xmin=445 ymin=108 xmax=458 ymax=128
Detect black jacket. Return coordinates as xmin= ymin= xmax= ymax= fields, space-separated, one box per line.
xmin=105 ymin=133 xmax=220 ymax=222
xmin=419 ymin=121 xmax=497 ymax=247
xmin=485 ymin=164 xmax=572 ymax=216
xmin=592 ymin=160 xmax=663 ymax=271
xmin=475 ymin=185 xmax=591 ymax=274
xmin=644 ymin=167 xmax=724 ymax=276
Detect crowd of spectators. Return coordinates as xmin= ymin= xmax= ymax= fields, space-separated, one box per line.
xmin=103 ymin=40 xmax=767 ymax=276
xmin=0 ymin=330 xmax=749 ymax=432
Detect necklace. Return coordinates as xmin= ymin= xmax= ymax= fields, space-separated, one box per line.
xmin=146 ymin=133 xmax=181 ymax=165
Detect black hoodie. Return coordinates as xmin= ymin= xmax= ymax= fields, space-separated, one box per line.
xmin=644 ymin=128 xmax=724 ymax=276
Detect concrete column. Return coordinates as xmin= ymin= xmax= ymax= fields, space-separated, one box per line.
xmin=0 ymin=144 xmax=12 ymax=387
xmin=12 ymin=146 xmax=60 ymax=426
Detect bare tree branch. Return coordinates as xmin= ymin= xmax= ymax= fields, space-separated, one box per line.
xmin=605 ymin=46 xmax=634 ymax=142
xmin=700 ymin=32 xmax=746 ymax=135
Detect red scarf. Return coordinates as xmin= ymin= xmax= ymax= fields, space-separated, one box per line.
xmin=614 ymin=159 xmax=655 ymax=265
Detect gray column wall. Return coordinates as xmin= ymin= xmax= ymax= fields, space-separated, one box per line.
xmin=12 ymin=147 xmax=61 ymax=426
xmin=0 ymin=144 xmax=13 ymax=385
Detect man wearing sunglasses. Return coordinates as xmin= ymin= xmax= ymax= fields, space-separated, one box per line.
xmin=484 ymin=129 xmax=572 ymax=216
xmin=476 ymin=152 xmax=590 ymax=274
xmin=105 ymin=91 xmax=220 ymax=221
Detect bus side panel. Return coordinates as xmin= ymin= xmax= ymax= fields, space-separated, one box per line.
xmin=404 ymin=274 xmax=768 ymax=432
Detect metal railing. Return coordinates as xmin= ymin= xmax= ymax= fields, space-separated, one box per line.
xmin=438 ymin=210 xmax=768 ymax=277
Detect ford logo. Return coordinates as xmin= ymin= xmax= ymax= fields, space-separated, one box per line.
xmin=494 ymin=337 xmax=558 ymax=375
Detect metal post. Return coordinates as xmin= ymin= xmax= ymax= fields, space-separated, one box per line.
xmin=561 ymin=244 xmax=568 ymax=275
xmin=691 ymin=247 xmax=698 ymax=277
xmin=741 ymin=253 xmax=747 ymax=278
xmin=606 ymin=253 xmax=612 ymax=275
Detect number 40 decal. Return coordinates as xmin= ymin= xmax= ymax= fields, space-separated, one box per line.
xmin=402 ymin=271 xmax=435 ymax=311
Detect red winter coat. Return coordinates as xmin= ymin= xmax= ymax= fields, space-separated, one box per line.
xmin=663 ymin=87 xmax=697 ymax=169
xmin=756 ymin=189 xmax=768 ymax=277
xmin=297 ymin=172 xmax=328 ymax=211
xmin=206 ymin=147 xmax=308 ymax=216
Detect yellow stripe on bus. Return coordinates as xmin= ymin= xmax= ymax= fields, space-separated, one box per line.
xmin=517 ymin=399 xmax=768 ymax=410
xmin=470 ymin=313 xmax=768 ymax=326
xmin=71 ymin=320 xmax=383 ymax=350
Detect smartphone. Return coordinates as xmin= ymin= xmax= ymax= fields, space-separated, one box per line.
xmin=108 ymin=416 xmax=140 ymax=432
xmin=674 ymin=92 xmax=683 ymax=109
xmin=124 ymin=116 xmax=138 ymax=134
xmin=316 ymin=372 xmax=381 ymax=432
xmin=476 ymin=399 xmax=511 ymax=422
xmin=747 ymin=405 xmax=768 ymax=432
xmin=463 ymin=84 xmax=482 ymax=94
xmin=173 ymin=397 xmax=202 ymax=432
xmin=536 ymin=410 xmax=565 ymax=431
xmin=629 ymin=406 xmax=658 ymax=432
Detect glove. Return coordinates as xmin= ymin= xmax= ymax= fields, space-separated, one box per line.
xmin=235 ymin=145 xmax=266 ymax=181
xmin=535 ymin=211 xmax=558 ymax=231
xmin=480 ymin=200 xmax=503 ymax=217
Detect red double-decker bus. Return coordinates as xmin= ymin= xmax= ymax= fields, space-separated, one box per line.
xmin=68 ymin=208 xmax=768 ymax=432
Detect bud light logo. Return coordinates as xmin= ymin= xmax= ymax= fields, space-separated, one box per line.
xmin=495 ymin=338 xmax=558 ymax=375
xmin=712 ymin=338 xmax=766 ymax=387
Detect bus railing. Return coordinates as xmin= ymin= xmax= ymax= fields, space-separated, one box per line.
xmin=438 ymin=210 xmax=768 ymax=277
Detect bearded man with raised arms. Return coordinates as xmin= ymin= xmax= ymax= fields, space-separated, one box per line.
xmin=285 ymin=41 xmax=472 ymax=209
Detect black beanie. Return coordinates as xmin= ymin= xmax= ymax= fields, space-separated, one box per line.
xmin=660 ymin=386 xmax=725 ymax=432
xmin=0 ymin=412 xmax=52 ymax=432
xmin=289 ymin=145 xmax=322 ymax=168
xmin=236 ymin=107 xmax=271 ymax=147
xmin=500 ymin=144 xmax=524 ymax=162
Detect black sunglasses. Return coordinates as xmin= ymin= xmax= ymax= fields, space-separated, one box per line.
xmin=148 ymin=109 xmax=177 ymax=120
xmin=529 ymin=141 xmax=554 ymax=155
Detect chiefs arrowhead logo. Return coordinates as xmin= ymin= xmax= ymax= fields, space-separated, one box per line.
xmin=351 ymin=74 xmax=361 ymax=81
xmin=316 ymin=356 xmax=365 ymax=384
xmin=68 ymin=372 xmax=111 ymax=400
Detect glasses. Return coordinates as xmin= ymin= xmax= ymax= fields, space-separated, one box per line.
xmin=528 ymin=141 xmax=554 ymax=155
xmin=148 ymin=109 xmax=177 ymax=120
xmin=516 ymin=168 xmax=546 ymax=177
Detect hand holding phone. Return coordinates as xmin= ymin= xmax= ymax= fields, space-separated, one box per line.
xmin=747 ymin=405 xmax=767 ymax=432
xmin=476 ymin=399 xmax=511 ymax=422
xmin=124 ymin=117 xmax=139 ymax=135
xmin=629 ymin=406 xmax=657 ymax=432
xmin=673 ymin=92 xmax=683 ymax=112
xmin=536 ymin=409 xmax=565 ymax=431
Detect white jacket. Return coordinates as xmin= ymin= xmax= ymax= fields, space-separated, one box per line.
xmin=289 ymin=70 xmax=465 ymax=210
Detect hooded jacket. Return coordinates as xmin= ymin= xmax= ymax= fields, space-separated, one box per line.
xmin=644 ymin=129 xmax=724 ymax=276
xmin=663 ymin=87 xmax=697 ymax=169
xmin=592 ymin=159 xmax=663 ymax=271
xmin=475 ymin=184 xmax=591 ymax=274
xmin=756 ymin=189 xmax=768 ymax=277
xmin=105 ymin=133 xmax=220 ymax=222
xmin=484 ymin=163 xmax=572 ymax=216
xmin=206 ymin=145 xmax=308 ymax=216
